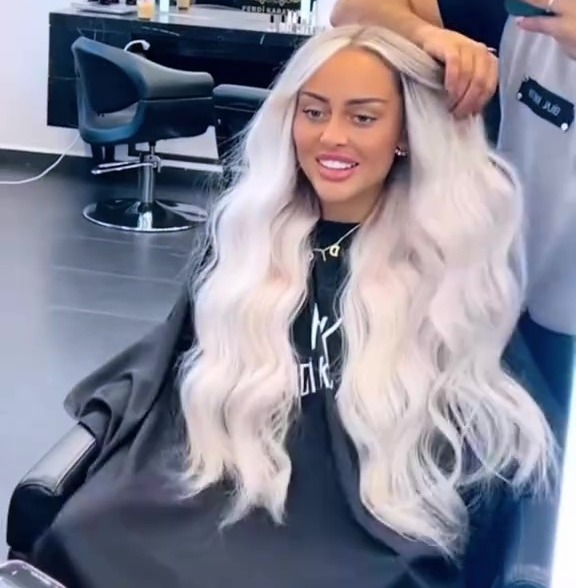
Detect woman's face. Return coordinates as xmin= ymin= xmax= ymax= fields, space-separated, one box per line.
xmin=293 ymin=47 xmax=405 ymax=223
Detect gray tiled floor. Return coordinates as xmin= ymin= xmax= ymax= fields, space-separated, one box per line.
xmin=0 ymin=157 xmax=212 ymax=554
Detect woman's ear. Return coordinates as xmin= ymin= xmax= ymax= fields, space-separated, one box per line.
xmin=395 ymin=130 xmax=409 ymax=158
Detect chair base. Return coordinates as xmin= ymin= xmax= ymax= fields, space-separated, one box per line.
xmin=83 ymin=199 xmax=207 ymax=233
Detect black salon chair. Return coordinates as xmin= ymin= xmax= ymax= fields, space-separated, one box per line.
xmin=213 ymin=84 xmax=270 ymax=180
xmin=6 ymin=424 xmax=561 ymax=588
xmin=72 ymin=37 xmax=214 ymax=232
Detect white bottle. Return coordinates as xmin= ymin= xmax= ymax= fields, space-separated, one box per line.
xmin=158 ymin=0 xmax=170 ymax=14
xmin=300 ymin=0 xmax=311 ymax=24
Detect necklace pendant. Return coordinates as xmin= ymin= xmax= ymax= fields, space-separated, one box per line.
xmin=328 ymin=244 xmax=340 ymax=258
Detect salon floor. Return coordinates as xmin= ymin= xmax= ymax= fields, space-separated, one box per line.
xmin=0 ymin=154 xmax=214 ymax=555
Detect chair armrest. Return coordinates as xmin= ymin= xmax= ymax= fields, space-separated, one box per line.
xmin=500 ymin=496 xmax=558 ymax=588
xmin=213 ymin=84 xmax=270 ymax=113
xmin=7 ymin=424 xmax=98 ymax=557
xmin=213 ymin=84 xmax=270 ymax=162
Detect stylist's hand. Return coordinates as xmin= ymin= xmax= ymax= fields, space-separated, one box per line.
xmin=417 ymin=25 xmax=499 ymax=119
xmin=515 ymin=0 xmax=576 ymax=60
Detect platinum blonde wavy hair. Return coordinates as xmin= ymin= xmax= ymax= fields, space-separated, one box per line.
xmin=178 ymin=25 xmax=556 ymax=556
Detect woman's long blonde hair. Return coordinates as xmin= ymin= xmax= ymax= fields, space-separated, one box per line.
xmin=178 ymin=25 xmax=556 ymax=556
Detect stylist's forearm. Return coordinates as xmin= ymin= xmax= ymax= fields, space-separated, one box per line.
xmin=330 ymin=0 xmax=441 ymax=47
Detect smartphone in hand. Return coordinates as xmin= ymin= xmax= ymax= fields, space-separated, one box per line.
xmin=505 ymin=0 xmax=550 ymax=17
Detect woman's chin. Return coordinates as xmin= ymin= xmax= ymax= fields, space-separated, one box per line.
xmin=313 ymin=181 xmax=361 ymax=206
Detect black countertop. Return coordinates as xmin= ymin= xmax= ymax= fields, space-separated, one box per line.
xmin=50 ymin=6 xmax=311 ymax=48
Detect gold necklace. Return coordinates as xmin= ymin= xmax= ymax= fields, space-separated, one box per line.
xmin=311 ymin=224 xmax=361 ymax=261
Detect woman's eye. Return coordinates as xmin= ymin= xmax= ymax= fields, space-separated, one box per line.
xmin=303 ymin=108 xmax=325 ymax=121
xmin=353 ymin=114 xmax=377 ymax=125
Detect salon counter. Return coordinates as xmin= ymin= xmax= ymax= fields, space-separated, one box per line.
xmin=48 ymin=6 xmax=309 ymax=162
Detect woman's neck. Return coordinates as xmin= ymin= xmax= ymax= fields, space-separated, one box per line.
xmin=320 ymin=189 xmax=381 ymax=223
xmin=321 ymin=204 xmax=367 ymax=224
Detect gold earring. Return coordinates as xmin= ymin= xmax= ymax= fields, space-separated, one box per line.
xmin=395 ymin=146 xmax=408 ymax=158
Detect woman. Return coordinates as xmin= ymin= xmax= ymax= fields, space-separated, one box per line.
xmin=33 ymin=25 xmax=557 ymax=588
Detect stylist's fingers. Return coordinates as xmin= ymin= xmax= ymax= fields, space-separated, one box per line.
xmin=420 ymin=29 xmax=499 ymax=117
xmin=448 ymin=46 xmax=475 ymax=113
xmin=452 ymin=48 xmax=499 ymax=119
xmin=441 ymin=46 xmax=463 ymax=101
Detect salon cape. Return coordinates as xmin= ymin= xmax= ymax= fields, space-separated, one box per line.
xmin=31 ymin=287 xmax=561 ymax=588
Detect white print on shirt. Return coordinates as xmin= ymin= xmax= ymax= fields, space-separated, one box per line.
xmin=298 ymin=303 xmax=341 ymax=397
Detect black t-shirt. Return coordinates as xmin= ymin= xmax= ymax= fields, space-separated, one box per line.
xmin=294 ymin=220 xmax=355 ymax=399
xmin=437 ymin=0 xmax=508 ymax=50
xmin=33 ymin=221 xmax=461 ymax=588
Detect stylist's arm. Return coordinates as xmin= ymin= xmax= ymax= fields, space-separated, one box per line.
xmin=330 ymin=0 xmax=499 ymax=119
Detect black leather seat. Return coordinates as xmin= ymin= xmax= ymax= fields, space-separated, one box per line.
xmin=213 ymin=84 xmax=270 ymax=180
xmin=72 ymin=37 xmax=215 ymax=232
xmin=7 ymin=421 xmax=561 ymax=588
xmin=7 ymin=425 xmax=97 ymax=563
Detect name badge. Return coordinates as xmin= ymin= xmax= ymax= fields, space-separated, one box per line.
xmin=517 ymin=77 xmax=574 ymax=132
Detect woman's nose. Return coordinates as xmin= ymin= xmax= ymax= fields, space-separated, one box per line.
xmin=319 ymin=116 xmax=350 ymax=147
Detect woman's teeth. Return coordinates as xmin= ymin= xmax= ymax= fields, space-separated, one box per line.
xmin=318 ymin=160 xmax=358 ymax=170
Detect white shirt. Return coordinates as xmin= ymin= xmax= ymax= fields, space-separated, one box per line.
xmin=498 ymin=19 xmax=576 ymax=335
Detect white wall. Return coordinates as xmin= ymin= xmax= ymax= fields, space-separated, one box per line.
xmin=0 ymin=1 xmax=217 ymax=160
